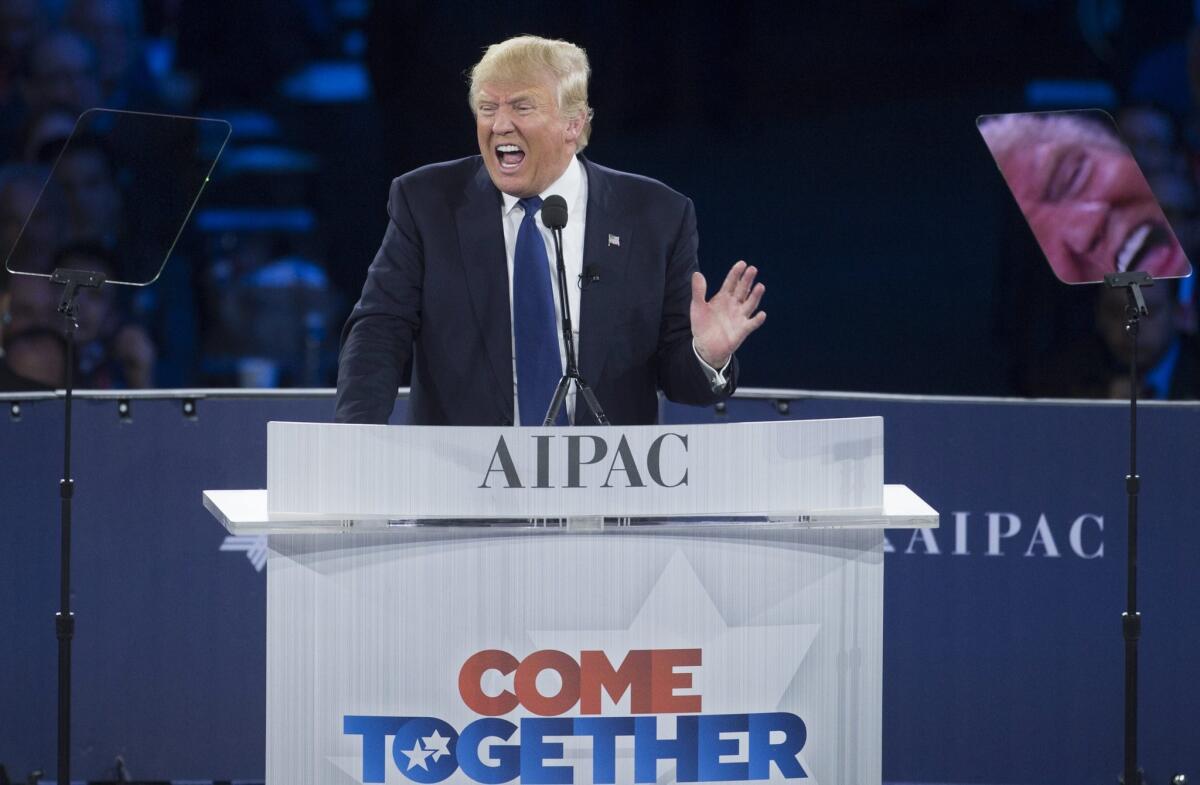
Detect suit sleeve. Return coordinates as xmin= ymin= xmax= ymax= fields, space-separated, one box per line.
xmin=655 ymin=197 xmax=739 ymax=406
xmin=334 ymin=178 xmax=425 ymax=424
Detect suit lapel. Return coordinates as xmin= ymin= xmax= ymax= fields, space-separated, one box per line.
xmin=455 ymin=164 xmax=514 ymax=420
xmin=578 ymin=157 xmax=633 ymax=419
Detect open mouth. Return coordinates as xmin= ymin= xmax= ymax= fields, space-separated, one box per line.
xmin=1116 ymin=222 xmax=1172 ymax=273
xmin=496 ymin=144 xmax=525 ymax=171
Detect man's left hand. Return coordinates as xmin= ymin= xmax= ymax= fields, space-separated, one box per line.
xmin=690 ymin=260 xmax=766 ymax=369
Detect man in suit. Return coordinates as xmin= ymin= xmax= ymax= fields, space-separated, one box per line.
xmin=336 ymin=35 xmax=765 ymax=426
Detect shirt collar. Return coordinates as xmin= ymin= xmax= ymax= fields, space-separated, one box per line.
xmin=502 ymin=156 xmax=583 ymax=216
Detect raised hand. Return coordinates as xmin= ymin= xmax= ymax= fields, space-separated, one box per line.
xmin=690 ymin=261 xmax=766 ymax=369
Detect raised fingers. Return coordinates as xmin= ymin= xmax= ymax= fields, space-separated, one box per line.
xmin=741 ymin=282 xmax=765 ymax=315
xmin=691 ymin=271 xmax=707 ymax=304
xmin=734 ymin=265 xmax=758 ymax=301
xmin=720 ymin=260 xmax=747 ymax=296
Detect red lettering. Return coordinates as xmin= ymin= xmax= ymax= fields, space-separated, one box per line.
xmin=514 ymin=650 xmax=581 ymax=716
xmin=458 ymin=649 xmax=519 ymax=715
xmin=579 ymin=650 xmax=652 ymax=714
xmin=460 ymin=648 xmax=702 ymax=716
xmin=649 ymin=648 xmax=701 ymax=714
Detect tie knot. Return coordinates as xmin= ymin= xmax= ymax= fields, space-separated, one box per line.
xmin=518 ymin=196 xmax=543 ymax=217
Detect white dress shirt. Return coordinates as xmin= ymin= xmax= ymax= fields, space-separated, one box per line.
xmin=501 ymin=156 xmax=587 ymax=422
xmin=500 ymin=157 xmax=728 ymax=424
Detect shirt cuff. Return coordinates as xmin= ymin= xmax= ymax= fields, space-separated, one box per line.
xmin=692 ymin=340 xmax=732 ymax=392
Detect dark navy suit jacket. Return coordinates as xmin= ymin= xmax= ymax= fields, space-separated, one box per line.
xmin=335 ymin=155 xmax=738 ymax=425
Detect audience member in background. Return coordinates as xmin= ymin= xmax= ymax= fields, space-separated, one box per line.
xmin=1 ymin=272 xmax=59 ymax=389
xmin=2 ymin=270 xmax=58 ymax=335
xmin=2 ymin=244 xmax=155 ymax=389
xmin=1186 ymin=23 xmax=1200 ymax=172
xmin=56 ymin=242 xmax=155 ymax=388
xmin=1118 ymin=103 xmax=1187 ymax=176
xmin=0 ymin=163 xmax=64 ymax=281
xmin=1028 ymin=280 xmax=1200 ymax=400
xmin=20 ymin=30 xmax=102 ymax=119
xmin=51 ymin=132 xmax=122 ymax=248
xmin=0 ymin=0 xmax=50 ymax=155
xmin=1148 ymin=166 xmax=1200 ymax=265
xmin=63 ymin=0 xmax=160 ymax=110
xmin=174 ymin=0 xmax=332 ymax=105
xmin=20 ymin=102 xmax=78 ymax=161
xmin=0 ymin=325 xmax=66 ymax=390
xmin=1016 ymin=128 xmax=1200 ymax=400
xmin=0 ymin=0 xmax=46 ymax=93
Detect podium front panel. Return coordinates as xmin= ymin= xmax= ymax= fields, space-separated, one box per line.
xmin=266 ymin=529 xmax=883 ymax=785
xmin=266 ymin=418 xmax=885 ymax=520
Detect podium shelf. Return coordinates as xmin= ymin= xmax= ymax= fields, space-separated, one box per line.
xmin=203 ymin=483 xmax=937 ymax=535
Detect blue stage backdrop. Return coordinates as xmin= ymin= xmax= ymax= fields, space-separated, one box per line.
xmin=1 ymin=390 xmax=1197 ymax=784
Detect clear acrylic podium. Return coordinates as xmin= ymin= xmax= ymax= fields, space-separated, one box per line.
xmin=204 ymin=417 xmax=937 ymax=785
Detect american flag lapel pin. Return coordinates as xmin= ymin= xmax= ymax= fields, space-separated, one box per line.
xmin=608 ymin=234 xmax=620 ymax=247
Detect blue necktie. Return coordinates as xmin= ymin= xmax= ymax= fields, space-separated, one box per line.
xmin=513 ymin=196 xmax=566 ymax=425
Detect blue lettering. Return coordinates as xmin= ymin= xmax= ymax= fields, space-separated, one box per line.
xmin=458 ymin=718 xmax=519 ymax=784
xmin=344 ymin=715 xmax=405 ymax=783
xmin=697 ymin=714 xmax=749 ymax=781
xmin=342 ymin=710 xmax=808 ymax=783
xmin=390 ymin=717 xmax=460 ymax=784
xmin=748 ymin=712 xmax=807 ymax=779
xmin=634 ymin=715 xmax=698 ymax=783
xmin=519 ymin=717 xmax=575 ymax=784
xmin=573 ymin=717 xmax=635 ymax=784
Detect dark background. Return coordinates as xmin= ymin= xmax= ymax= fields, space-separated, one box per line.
xmin=4 ymin=0 xmax=1198 ymax=395
xmin=347 ymin=0 xmax=1200 ymax=396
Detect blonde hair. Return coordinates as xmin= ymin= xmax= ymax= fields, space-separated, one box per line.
xmin=979 ymin=111 xmax=1125 ymax=173
xmin=469 ymin=35 xmax=594 ymax=151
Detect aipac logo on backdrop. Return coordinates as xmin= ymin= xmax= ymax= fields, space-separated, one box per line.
xmin=885 ymin=511 xmax=1105 ymax=559
xmin=344 ymin=647 xmax=807 ymax=784
xmin=220 ymin=534 xmax=267 ymax=571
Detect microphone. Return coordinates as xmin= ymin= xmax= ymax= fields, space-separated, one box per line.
xmin=539 ymin=193 xmax=573 ymax=375
xmin=579 ymin=265 xmax=600 ymax=289
xmin=535 ymin=192 xmax=609 ymax=424
xmin=540 ymin=195 xmax=568 ymax=231
xmin=538 ymin=194 xmax=582 ymax=423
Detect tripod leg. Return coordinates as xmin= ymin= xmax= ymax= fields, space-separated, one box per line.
xmin=575 ymin=378 xmax=609 ymax=425
xmin=543 ymin=376 xmax=572 ymax=426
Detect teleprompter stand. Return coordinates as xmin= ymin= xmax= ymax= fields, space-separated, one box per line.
xmin=1 ymin=107 xmax=231 ymax=785
xmin=49 ymin=266 xmax=106 ymax=785
xmin=1103 ymin=269 xmax=1151 ymax=785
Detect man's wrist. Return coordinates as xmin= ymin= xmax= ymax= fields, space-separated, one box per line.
xmin=692 ymin=340 xmax=730 ymax=371
xmin=692 ymin=340 xmax=732 ymax=391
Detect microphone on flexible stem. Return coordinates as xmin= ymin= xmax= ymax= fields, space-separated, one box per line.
xmin=539 ymin=195 xmax=608 ymax=425
xmin=541 ymin=194 xmax=568 ymax=233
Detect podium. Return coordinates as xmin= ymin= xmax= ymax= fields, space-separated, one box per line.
xmin=204 ymin=417 xmax=936 ymax=785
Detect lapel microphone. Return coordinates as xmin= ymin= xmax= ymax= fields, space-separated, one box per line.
xmin=539 ymin=196 xmax=600 ymax=290
xmin=579 ymin=265 xmax=600 ymax=289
